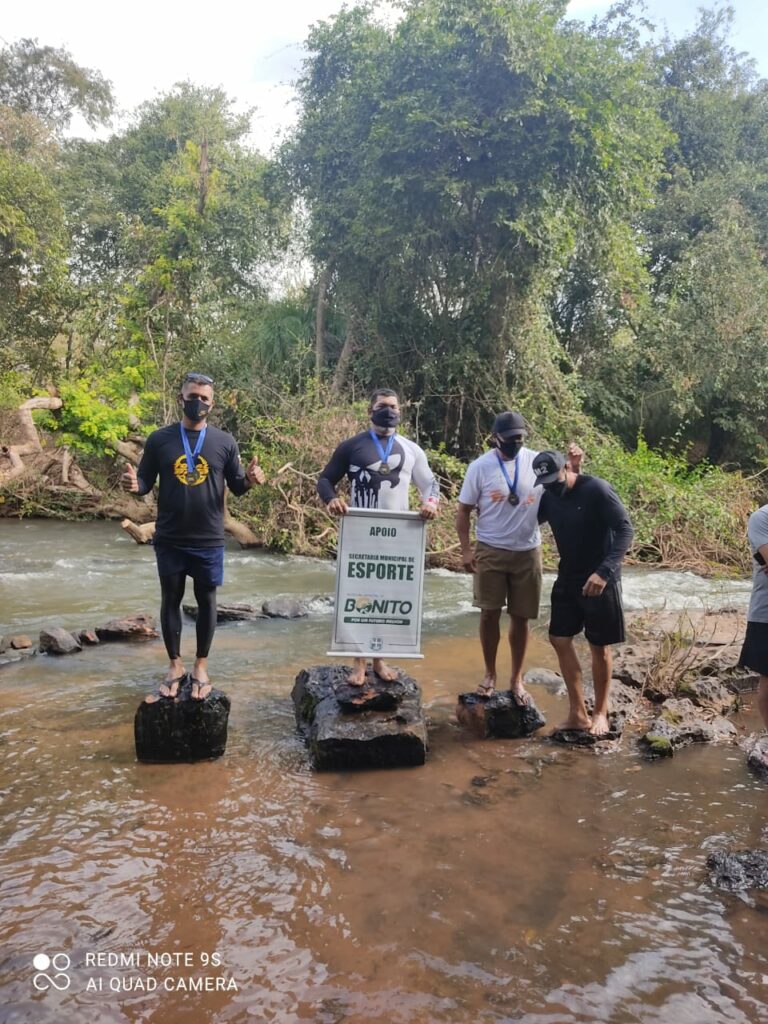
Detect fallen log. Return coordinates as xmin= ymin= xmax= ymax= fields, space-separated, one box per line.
xmin=121 ymin=518 xmax=156 ymax=544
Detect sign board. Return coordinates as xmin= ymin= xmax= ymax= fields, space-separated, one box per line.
xmin=327 ymin=508 xmax=427 ymax=659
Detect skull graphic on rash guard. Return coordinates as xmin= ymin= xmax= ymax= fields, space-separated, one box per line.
xmin=349 ymin=447 xmax=404 ymax=508
xmin=317 ymin=430 xmax=440 ymax=512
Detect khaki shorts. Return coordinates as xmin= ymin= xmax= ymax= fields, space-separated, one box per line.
xmin=473 ymin=542 xmax=542 ymax=619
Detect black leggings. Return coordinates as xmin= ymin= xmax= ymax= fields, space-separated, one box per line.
xmin=159 ymin=572 xmax=218 ymax=660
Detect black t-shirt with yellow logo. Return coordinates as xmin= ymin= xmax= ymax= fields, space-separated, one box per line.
xmin=136 ymin=423 xmax=251 ymax=547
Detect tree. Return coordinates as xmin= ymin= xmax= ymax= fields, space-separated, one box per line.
xmin=0 ymin=40 xmax=113 ymax=384
xmin=284 ymin=0 xmax=668 ymax=452
xmin=59 ymin=84 xmax=287 ymax=417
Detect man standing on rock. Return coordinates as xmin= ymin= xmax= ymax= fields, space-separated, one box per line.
xmin=122 ymin=372 xmax=265 ymax=702
xmin=532 ymin=450 xmax=633 ymax=736
xmin=737 ymin=504 xmax=768 ymax=733
xmin=456 ymin=412 xmax=582 ymax=704
xmin=318 ymin=388 xmax=439 ymax=686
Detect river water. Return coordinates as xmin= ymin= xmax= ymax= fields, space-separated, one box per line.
xmin=0 ymin=520 xmax=766 ymax=1024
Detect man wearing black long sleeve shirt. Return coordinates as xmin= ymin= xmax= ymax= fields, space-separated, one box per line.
xmin=533 ymin=450 xmax=634 ymax=736
xmin=121 ymin=373 xmax=265 ymax=702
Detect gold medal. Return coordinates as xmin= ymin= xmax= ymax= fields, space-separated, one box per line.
xmin=186 ymin=469 xmax=200 ymax=484
xmin=379 ymin=462 xmax=391 ymax=475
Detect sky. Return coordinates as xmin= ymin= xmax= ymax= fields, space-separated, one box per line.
xmin=3 ymin=0 xmax=768 ymax=153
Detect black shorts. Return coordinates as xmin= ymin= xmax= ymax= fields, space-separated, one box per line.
xmin=153 ymin=542 xmax=224 ymax=587
xmin=738 ymin=620 xmax=768 ymax=677
xmin=548 ymin=576 xmax=625 ymax=647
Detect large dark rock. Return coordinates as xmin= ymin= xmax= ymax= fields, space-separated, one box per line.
xmin=456 ymin=691 xmax=546 ymax=739
xmin=263 ymin=598 xmax=308 ymax=619
xmin=707 ymin=850 xmax=768 ymax=892
xmin=183 ymin=602 xmax=267 ymax=622
xmin=134 ymin=678 xmax=231 ymax=762
xmin=746 ymin=734 xmax=768 ymax=781
xmin=639 ymin=698 xmax=736 ymax=759
xmin=292 ymin=664 xmax=427 ymax=770
xmin=39 ymin=627 xmax=82 ymax=655
xmin=96 ymin=613 xmax=159 ymax=641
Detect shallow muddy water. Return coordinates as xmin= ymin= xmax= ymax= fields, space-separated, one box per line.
xmin=0 ymin=521 xmax=766 ymax=1024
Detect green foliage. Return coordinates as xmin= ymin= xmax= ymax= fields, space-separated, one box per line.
xmin=586 ymin=436 xmax=756 ymax=571
xmin=0 ymin=38 xmax=113 ymax=132
xmin=52 ymin=357 xmax=158 ymax=455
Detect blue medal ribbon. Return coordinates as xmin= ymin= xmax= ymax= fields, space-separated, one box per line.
xmin=369 ymin=429 xmax=396 ymax=468
xmin=495 ymin=450 xmax=520 ymax=499
xmin=180 ymin=422 xmax=207 ymax=477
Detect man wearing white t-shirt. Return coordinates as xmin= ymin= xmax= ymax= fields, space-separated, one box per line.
xmin=456 ymin=412 xmax=581 ymax=702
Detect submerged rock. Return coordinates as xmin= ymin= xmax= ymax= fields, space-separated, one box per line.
xmin=262 ymin=598 xmax=308 ymax=619
xmin=39 ymin=627 xmax=82 ymax=655
xmin=745 ymin=734 xmax=768 ymax=781
xmin=456 ymin=690 xmax=546 ymax=739
xmin=134 ymin=678 xmax=231 ymax=762
xmin=639 ymin=697 xmax=736 ymax=759
xmin=292 ymin=664 xmax=427 ymax=770
xmin=707 ymin=849 xmax=768 ymax=892
xmin=96 ymin=613 xmax=158 ymax=641
xmin=1 ymin=634 xmax=33 ymax=651
xmin=523 ymin=668 xmax=566 ymax=696
xmin=183 ymin=602 xmax=267 ymax=622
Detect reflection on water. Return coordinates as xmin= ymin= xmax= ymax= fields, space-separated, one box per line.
xmin=1 ymin=520 xmax=767 ymax=1023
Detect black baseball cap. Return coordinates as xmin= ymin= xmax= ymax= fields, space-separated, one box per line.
xmin=532 ymin=450 xmax=566 ymax=486
xmin=492 ymin=411 xmax=527 ymax=438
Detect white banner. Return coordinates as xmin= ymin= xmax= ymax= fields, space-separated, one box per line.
xmin=327 ymin=508 xmax=427 ymax=659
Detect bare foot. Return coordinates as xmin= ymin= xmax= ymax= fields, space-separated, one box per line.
xmin=372 ymin=658 xmax=398 ymax=682
xmin=589 ymin=712 xmax=611 ymax=737
xmin=510 ymin=680 xmax=531 ymax=706
xmin=554 ymin=713 xmax=591 ymax=732
xmin=475 ymin=673 xmax=496 ymax=698
xmin=346 ymin=658 xmax=368 ymax=687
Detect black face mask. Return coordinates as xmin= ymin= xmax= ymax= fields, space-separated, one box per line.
xmin=497 ymin=437 xmax=524 ymax=459
xmin=183 ymin=397 xmax=210 ymax=422
xmin=371 ymin=407 xmax=401 ymax=429
xmin=542 ymin=479 xmax=568 ymax=499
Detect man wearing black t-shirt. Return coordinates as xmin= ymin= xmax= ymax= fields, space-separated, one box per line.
xmin=533 ymin=450 xmax=633 ymax=736
xmin=122 ymin=373 xmax=265 ymax=702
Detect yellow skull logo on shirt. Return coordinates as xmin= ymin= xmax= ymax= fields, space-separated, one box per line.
xmin=173 ymin=454 xmax=210 ymax=487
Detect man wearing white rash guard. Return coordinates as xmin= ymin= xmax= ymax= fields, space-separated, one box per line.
xmin=318 ymin=388 xmax=439 ymax=685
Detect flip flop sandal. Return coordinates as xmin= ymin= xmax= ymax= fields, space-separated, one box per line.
xmin=190 ymin=677 xmax=212 ymax=700
xmin=159 ymin=674 xmax=185 ymax=698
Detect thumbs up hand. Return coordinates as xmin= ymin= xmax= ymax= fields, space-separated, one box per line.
xmin=246 ymin=454 xmax=265 ymax=486
xmin=121 ymin=462 xmax=139 ymax=493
